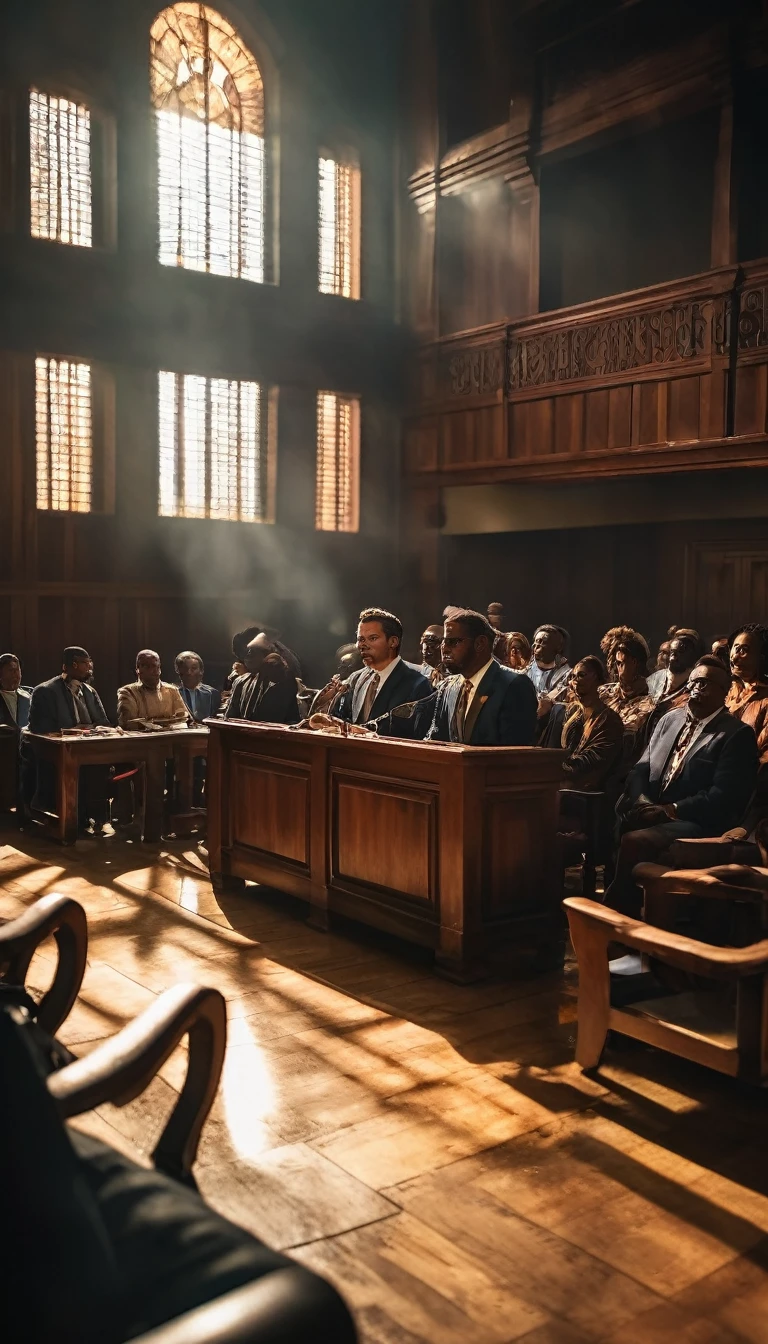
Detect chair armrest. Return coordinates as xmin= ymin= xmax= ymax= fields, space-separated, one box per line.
xmin=564 ymin=897 xmax=768 ymax=978
xmin=133 ymin=1269 xmax=357 ymax=1344
xmin=0 ymin=894 xmax=87 ymax=1035
xmin=634 ymin=862 xmax=768 ymax=904
xmin=133 ymin=1268 xmax=356 ymax=1344
xmin=48 ymin=983 xmax=226 ymax=1184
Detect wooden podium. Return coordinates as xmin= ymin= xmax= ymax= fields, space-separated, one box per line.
xmin=206 ymin=721 xmax=566 ymax=980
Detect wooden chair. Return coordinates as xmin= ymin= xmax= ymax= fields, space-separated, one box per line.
xmin=564 ymin=878 xmax=768 ymax=1083
xmin=1 ymin=896 xmax=357 ymax=1342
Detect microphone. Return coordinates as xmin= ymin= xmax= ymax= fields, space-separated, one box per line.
xmin=365 ymin=692 xmax=439 ymax=733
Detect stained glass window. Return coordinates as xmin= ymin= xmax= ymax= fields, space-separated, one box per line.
xmin=150 ymin=4 xmax=266 ymax=281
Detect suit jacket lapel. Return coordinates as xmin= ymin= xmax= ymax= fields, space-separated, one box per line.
xmin=56 ymin=679 xmax=77 ymax=728
xmin=683 ymin=709 xmax=730 ymax=768
xmin=0 ymin=695 xmax=14 ymax=728
xmin=371 ymin=662 xmax=405 ymax=717
xmin=464 ymin=663 xmax=499 ymax=743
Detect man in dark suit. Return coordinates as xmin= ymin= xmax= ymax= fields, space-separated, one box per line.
xmin=175 ymin=651 xmax=221 ymax=722
xmin=225 ymin=634 xmax=301 ymax=725
xmin=424 ymin=608 xmax=538 ymax=746
xmin=0 ymin=654 xmax=32 ymax=731
xmin=603 ymin=655 xmax=760 ymax=916
xmin=329 ymin=608 xmax=432 ymax=733
xmin=0 ymin=654 xmax=33 ymax=817
xmin=26 ymin=647 xmax=112 ymax=826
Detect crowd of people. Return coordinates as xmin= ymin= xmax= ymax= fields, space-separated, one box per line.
xmin=2 ymin=603 xmax=767 ymax=918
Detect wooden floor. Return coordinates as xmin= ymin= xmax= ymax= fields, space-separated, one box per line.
xmin=4 ymin=822 xmax=768 ymax=1343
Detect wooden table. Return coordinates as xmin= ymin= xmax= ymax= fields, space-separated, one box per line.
xmin=24 ymin=728 xmax=208 ymax=844
xmin=206 ymin=720 xmax=566 ymax=980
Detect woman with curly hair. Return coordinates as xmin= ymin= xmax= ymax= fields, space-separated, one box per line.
xmin=599 ymin=626 xmax=650 ymax=680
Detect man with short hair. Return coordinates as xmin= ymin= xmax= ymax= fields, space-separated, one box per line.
xmin=643 ymin=634 xmax=699 ymax=738
xmin=425 ymin=609 xmax=537 ymax=746
xmin=0 ymin=654 xmax=32 ymax=731
xmin=30 ymin=648 xmax=111 ymax=733
xmin=331 ymin=608 xmax=432 ymax=729
xmin=225 ymin=633 xmax=301 ymax=724
xmin=419 ymin=624 xmax=446 ymax=687
xmin=175 ymin=651 xmax=221 ymax=723
xmin=603 ymin=655 xmax=760 ymax=916
xmin=27 ymin=648 xmax=111 ymax=825
xmin=525 ymin=625 xmax=571 ymax=703
xmin=118 ymin=651 xmax=188 ymax=731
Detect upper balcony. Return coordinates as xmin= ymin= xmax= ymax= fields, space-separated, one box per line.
xmin=404 ymin=261 xmax=768 ymax=486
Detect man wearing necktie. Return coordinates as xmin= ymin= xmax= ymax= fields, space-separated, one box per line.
xmin=424 ymin=608 xmax=537 ymax=746
xmin=326 ymin=608 xmax=432 ymax=732
xmin=604 ymin=656 xmax=760 ymax=916
xmin=27 ymin=647 xmax=112 ymax=828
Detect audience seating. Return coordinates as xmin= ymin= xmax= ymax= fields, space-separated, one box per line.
xmin=565 ymin=878 xmax=768 ymax=1083
xmin=1 ymin=893 xmax=357 ymax=1343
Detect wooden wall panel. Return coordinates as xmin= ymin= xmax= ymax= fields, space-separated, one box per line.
xmin=232 ymin=753 xmax=310 ymax=869
xmin=668 ymin=375 xmax=701 ymax=441
xmin=333 ymin=775 xmax=437 ymax=906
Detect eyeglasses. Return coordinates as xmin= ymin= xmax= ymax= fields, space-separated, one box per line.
xmin=421 ymin=636 xmax=442 ymax=645
xmin=441 ymin=637 xmax=469 ymax=648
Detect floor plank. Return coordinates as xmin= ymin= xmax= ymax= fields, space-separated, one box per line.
xmin=4 ymin=825 xmax=768 ymax=1343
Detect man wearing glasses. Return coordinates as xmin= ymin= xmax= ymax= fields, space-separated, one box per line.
xmin=425 ymin=608 xmax=537 ymax=747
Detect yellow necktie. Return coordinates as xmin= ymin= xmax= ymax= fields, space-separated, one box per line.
xmin=455 ymin=679 xmax=472 ymax=742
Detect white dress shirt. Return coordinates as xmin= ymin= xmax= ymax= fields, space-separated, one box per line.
xmin=464 ymin=659 xmax=495 ymax=713
xmin=352 ymin=656 xmax=401 ymax=721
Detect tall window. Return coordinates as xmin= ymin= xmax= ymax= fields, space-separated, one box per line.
xmin=150 ymin=4 xmax=266 ymax=281
xmin=319 ymin=156 xmax=361 ymax=298
xmin=35 ymin=358 xmax=92 ymax=512
xmin=29 ymin=90 xmax=92 ymax=247
xmin=159 ymin=371 xmax=273 ymax=521
xmin=316 ymin=392 xmax=360 ymax=533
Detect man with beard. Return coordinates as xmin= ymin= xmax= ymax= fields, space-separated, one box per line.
xmin=225 ymin=633 xmax=302 ymax=725
xmin=425 ymin=609 xmax=537 ymax=746
xmin=602 ymin=656 xmax=759 ymax=916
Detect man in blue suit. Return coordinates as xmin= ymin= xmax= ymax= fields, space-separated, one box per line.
xmin=330 ymin=608 xmax=432 ymax=733
xmin=603 ymin=655 xmax=760 ymax=915
xmin=175 ymin=651 xmax=221 ymax=722
xmin=424 ymin=608 xmax=538 ymax=746
xmin=0 ymin=654 xmax=32 ymax=732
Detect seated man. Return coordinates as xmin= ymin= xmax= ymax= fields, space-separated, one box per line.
xmin=320 ymin=608 xmax=432 ymax=731
xmin=27 ymin=647 xmax=112 ymax=827
xmin=225 ymin=634 xmax=301 ymax=724
xmin=0 ymin=654 xmax=32 ymax=731
xmin=558 ymin=657 xmax=625 ymax=791
xmin=525 ymin=625 xmax=571 ymax=735
xmin=425 ymin=608 xmax=537 ymax=746
xmin=175 ymin=650 xmax=221 ymax=722
xmin=599 ymin=636 xmax=655 ymax=772
xmin=647 ymin=628 xmax=701 ymax=702
xmin=118 ymin=650 xmax=188 ymax=731
xmin=418 ymin=624 xmax=446 ymax=686
xmin=603 ymin=655 xmax=759 ymax=917
xmin=0 ymin=654 xmax=33 ymax=816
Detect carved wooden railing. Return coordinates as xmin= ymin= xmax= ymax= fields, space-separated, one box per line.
xmin=405 ymin=262 xmax=768 ymax=483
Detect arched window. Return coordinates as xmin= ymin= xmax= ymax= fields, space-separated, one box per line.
xmin=150 ymin=3 xmax=266 ymax=281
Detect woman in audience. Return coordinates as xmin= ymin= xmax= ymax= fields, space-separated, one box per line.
xmin=556 ymin=657 xmax=625 ymax=791
xmin=727 ymin=624 xmax=768 ymax=789
xmin=504 ymin=631 xmax=531 ymax=671
xmin=600 ymin=626 xmax=650 ymax=681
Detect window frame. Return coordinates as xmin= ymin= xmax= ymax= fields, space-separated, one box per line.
xmin=318 ymin=146 xmax=362 ymax=300
xmin=34 ymin=352 xmax=115 ymax=516
xmin=315 ymin=388 xmax=361 ymax=534
xmin=149 ymin=3 xmax=277 ymax=285
xmin=26 ymin=83 xmax=117 ymax=250
xmin=157 ymin=368 xmax=277 ymax=524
